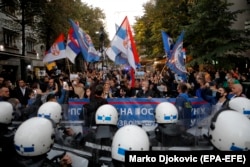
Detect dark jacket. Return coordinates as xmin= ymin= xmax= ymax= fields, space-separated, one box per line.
xmin=80 ymin=96 xmax=108 ymax=127
xmin=0 ymin=124 xmax=16 ymax=164
xmin=22 ymin=94 xmax=43 ymax=121
xmin=13 ymin=87 xmax=32 ymax=107
xmin=136 ymin=89 xmax=155 ymax=98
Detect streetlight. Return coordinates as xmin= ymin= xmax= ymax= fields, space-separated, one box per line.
xmin=99 ymin=26 xmax=106 ymax=70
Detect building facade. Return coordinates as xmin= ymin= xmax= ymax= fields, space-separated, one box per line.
xmin=0 ymin=0 xmax=44 ymax=83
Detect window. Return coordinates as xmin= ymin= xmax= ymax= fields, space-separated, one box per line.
xmin=3 ymin=6 xmax=16 ymax=15
xmin=2 ymin=0 xmax=17 ymax=16
xmin=3 ymin=29 xmax=18 ymax=48
xmin=26 ymin=38 xmax=35 ymax=52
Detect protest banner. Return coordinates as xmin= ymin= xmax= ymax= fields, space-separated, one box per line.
xmin=67 ymin=98 xmax=212 ymax=129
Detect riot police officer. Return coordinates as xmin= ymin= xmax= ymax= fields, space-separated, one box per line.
xmin=228 ymin=97 xmax=250 ymax=119
xmin=11 ymin=117 xmax=72 ymax=166
xmin=153 ymin=102 xmax=195 ymax=147
xmin=0 ymin=101 xmax=16 ymax=164
xmin=208 ymin=109 xmax=250 ymax=151
xmin=110 ymin=125 xmax=150 ymax=167
xmin=37 ymin=101 xmax=82 ymax=147
xmin=81 ymin=104 xmax=119 ymax=166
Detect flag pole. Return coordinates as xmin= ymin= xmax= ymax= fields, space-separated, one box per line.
xmin=160 ymin=57 xmax=168 ymax=76
xmin=66 ymin=58 xmax=71 ymax=74
xmin=160 ymin=65 xmax=166 ymax=76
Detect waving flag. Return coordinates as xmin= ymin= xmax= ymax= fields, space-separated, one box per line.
xmin=106 ymin=16 xmax=140 ymax=70
xmin=161 ymin=30 xmax=173 ymax=59
xmin=68 ymin=19 xmax=100 ymax=62
xmin=115 ymin=23 xmax=119 ymax=32
xmin=65 ymin=27 xmax=81 ymax=64
xmin=43 ymin=33 xmax=66 ymax=63
xmin=166 ymin=31 xmax=187 ymax=81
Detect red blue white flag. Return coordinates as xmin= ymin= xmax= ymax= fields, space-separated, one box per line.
xmin=68 ymin=19 xmax=100 ymax=62
xmin=106 ymin=16 xmax=140 ymax=71
xmin=65 ymin=27 xmax=81 ymax=64
xmin=43 ymin=33 xmax=66 ymax=63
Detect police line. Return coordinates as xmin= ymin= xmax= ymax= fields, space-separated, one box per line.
xmin=66 ymin=98 xmax=212 ymax=129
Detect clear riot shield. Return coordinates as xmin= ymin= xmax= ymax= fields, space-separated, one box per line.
xmin=55 ymin=121 xmax=113 ymax=166
xmin=150 ymin=107 xmax=214 ymax=151
xmin=47 ymin=143 xmax=90 ymax=167
xmin=187 ymin=103 xmax=212 ymax=147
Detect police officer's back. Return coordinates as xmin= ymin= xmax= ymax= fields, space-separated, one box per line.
xmin=11 ymin=117 xmax=72 ymax=167
xmin=110 ymin=125 xmax=150 ymax=167
xmin=153 ymin=102 xmax=195 ymax=147
xmin=0 ymin=101 xmax=16 ymax=164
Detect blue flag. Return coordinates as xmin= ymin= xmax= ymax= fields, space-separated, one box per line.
xmin=167 ymin=31 xmax=187 ymax=81
xmin=68 ymin=19 xmax=100 ymax=62
xmin=161 ymin=30 xmax=172 ymax=59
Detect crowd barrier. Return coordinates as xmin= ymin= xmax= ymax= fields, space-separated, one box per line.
xmin=66 ymin=98 xmax=212 ymax=129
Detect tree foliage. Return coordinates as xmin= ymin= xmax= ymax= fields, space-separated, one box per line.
xmin=34 ymin=0 xmax=106 ymax=50
xmin=133 ymin=0 xmax=250 ymax=66
xmin=9 ymin=0 xmax=106 ymax=50
xmin=184 ymin=0 xmax=250 ymax=65
xmin=133 ymin=0 xmax=190 ymax=58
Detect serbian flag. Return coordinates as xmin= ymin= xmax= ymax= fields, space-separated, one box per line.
xmin=68 ymin=19 xmax=100 ymax=62
xmin=106 ymin=16 xmax=140 ymax=87
xmin=106 ymin=16 xmax=140 ymax=71
xmin=166 ymin=31 xmax=187 ymax=81
xmin=43 ymin=33 xmax=66 ymax=63
xmin=65 ymin=27 xmax=81 ymax=64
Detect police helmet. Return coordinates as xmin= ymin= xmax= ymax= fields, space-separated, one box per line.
xmin=0 ymin=101 xmax=14 ymax=124
xmin=37 ymin=101 xmax=62 ymax=124
xmin=155 ymin=102 xmax=178 ymax=123
xmin=14 ymin=117 xmax=55 ymax=156
xmin=228 ymin=97 xmax=250 ymax=118
xmin=95 ymin=104 xmax=118 ymax=125
xmin=208 ymin=110 xmax=250 ymax=151
xmin=111 ymin=125 xmax=150 ymax=162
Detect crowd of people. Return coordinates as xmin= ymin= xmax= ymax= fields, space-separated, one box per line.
xmin=0 ymin=66 xmax=250 ymax=121
xmin=0 ymin=66 xmax=250 ymax=166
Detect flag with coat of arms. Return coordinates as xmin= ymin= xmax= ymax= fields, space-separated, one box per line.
xmin=65 ymin=27 xmax=81 ymax=64
xmin=106 ymin=16 xmax=140 ymax=70
xmin=68 ymin=19 xmax=100 ymax=62
xmin=43 ymin=33 xmax=66 ymax=63
xmin=106 ymin=16 xmax=140 ymax=87
xmin=165 ymin=31 xmax=187 ymax=81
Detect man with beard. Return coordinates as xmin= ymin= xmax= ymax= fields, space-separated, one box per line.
xmin=212 ymin=86 xmax=230 ymax=115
